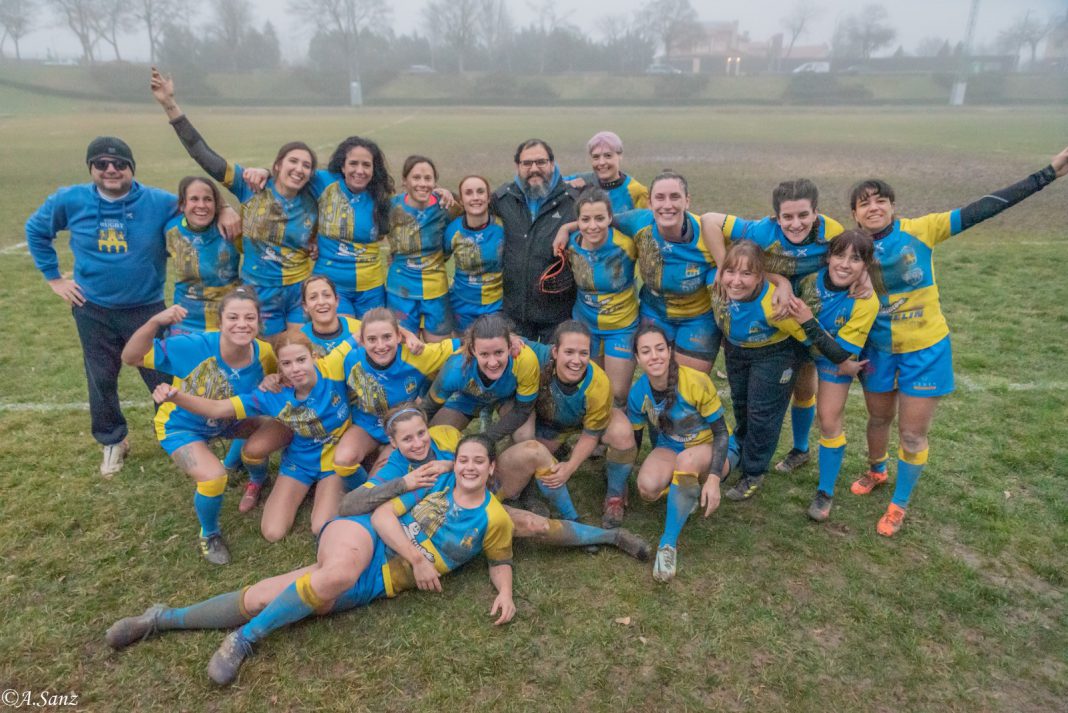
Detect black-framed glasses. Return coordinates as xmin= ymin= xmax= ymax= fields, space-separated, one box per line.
xmin=91 ymin=158 xmax=132 ymax=172
xmin=518 ymin=158 xmax=550 ymax=169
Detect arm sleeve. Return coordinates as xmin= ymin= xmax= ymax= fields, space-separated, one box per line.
xmin=801 ymin=318 xmax=853 ymax=364
xmin=25 ymin=192 xmax=66 ymax=281
xmin=484 ymin=399 xmax=534 ymax=442
xmin=958 ymin=165 xmax=1058 ymax=233
xmin=481 ymin=506 xmax=515 ymax=566
xmin=513 ymin=349 xmax=541 ymax=403
xmin=709 ymin=417 xmax=729 ymax=481
xmin=337 ymin=479 xmax=408 ymax=516
xmin=168 ymin=115 xmax=230 ymax=183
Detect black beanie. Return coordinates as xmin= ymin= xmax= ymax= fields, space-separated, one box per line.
xmin=86 ymin=136 xmax=135 ymax=172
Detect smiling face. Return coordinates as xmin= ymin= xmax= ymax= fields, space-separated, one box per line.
xmin=459 ymin=176 xmax=490 ymax=220
xmin=721 ymin=257 xmax=763 ymax=301
xmin=453 ymin=440 xmax=493 ymax=494
xmin=273 ymin=149 xmax=313 ymax=196
xmin=302 ymin=277 xmax=339 ymax=329
xmin=276 ymin=343 xmax=316 ymax=389
xmin=517 ymin=145 xmax=553 ymax=194
xmin=649 ymin=177 xmax=690 ymax=235
xmin=852 ymin=191 xmax=894 ymax=234
xmin=90 ymin=158 xmax=134 ymax=198
xmin=827 ymin=244 xmax=866 ymax=288
xmin=404 ymin=161 xmax=436 ymax=208
xmin=342 ymin=146 xmax=374 ymax=193
xmin=218 ymin=297 xmax=259 ymax=347
xmin=589 ymin=144 xmax=622 ymax=183
xmin=181 ymin=180 xmax=217 ymax=230
xmin=635 ymin=330 xmax=671 ymax=381
xmin=473 ymin=337 xmax=509 ymax=381
xmin=552 ymin=332 xmax=591 ymax=385
xmin=390 ymin=415 xmax=432 ymax=462
xmin=361 ymin=318 xmax=400 ymax=366
xmin=776 ymin=199 xmax=818 ymax=245
xmin=577 ymin=200 xmax=612 ymax=247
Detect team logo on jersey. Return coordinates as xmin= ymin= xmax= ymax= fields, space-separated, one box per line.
xmin=452 ymin=235 xmax=484 ymax=274
xmin=347 ymin=362 xmax=390 ymax=416
xmin=410 ymin=490 xmax=450 ymax=540
xmin=184 ymin=358 xmax=234 ymax=400
xmin=405 ymin=377 xmax=418 ymax=394
xmin=635 ymin=231 xmax=664 ymax=289
xmin=97 ymin=220 xmax=128 ymax=253
xmin=278 ymin=403 xmax=328 ymax=439
xmin=168 ymin=229 xmax=200 ymax=279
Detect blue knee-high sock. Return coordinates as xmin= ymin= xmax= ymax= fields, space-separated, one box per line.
xmin=870 ymin=454 xmax=889 ymax=474
xmin=223 ymin=439 xmax=246 ymax=469
xmin=243 ymin=453 xmax=268 ymax=486
xmin=791 ymin=397 xmax=817 ymax=453
xmin=195 ymin=476 xmax=227 ymax=537
xmin=239 ymin=573 xmax=323 ymax=644
xmin=660 ymin=471 xmax=700 ymax=549
xmin=532 ymin=519 xmax=617 ymax=547
xmin=157 ymin=589 xmax=250 ymax=630
xmin=817 ymin=434 xmax=847 ymax=496
xmin=536 ymin=480 xmax=580 ymax=521
xmin=891 ymin=448 xmax=928 ymax=508
xmin=336 ymin=464 xmax=368 ymax=492
xmin=605 ymin=447 xmax=636 ymax=500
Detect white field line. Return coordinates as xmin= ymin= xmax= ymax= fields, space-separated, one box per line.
xmin=1 ymin=241 xmax=27 ymax=254
xmin=0 ymin=400 xmax=151 ymax=413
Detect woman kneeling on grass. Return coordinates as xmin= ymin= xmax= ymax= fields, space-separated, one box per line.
xmin=106 ymin=434 xmax=515 ymax=686
xmin=339 ymin=408 xmax=651 ymax=562
xmin=152 ymin=329 xmax=353 ymax=542
xmin=122 ymin=287 xmax=284 ymax=565
xmin=627 ymin=324 xmax=730 ymax=583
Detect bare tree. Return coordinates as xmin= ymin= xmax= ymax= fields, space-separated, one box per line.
xmin=48 ymin=0 xmax=101 ymax=62
xmin=93 ymin=0 xmax=136 ymax=60
xmin=915 ymin=36 xmax=949 ymax=57
xmin=479 ymin=0 xmax=512 ymax=65
xmin=781 ymin=0 xmax=821 ymax=58
xmin=997 ymin=12 xmax=1050 ymax=67
xmin=637 ymin=0 xmax=701 ymax=59
xmin=424 ymin=0 xmax=480 ymax=73
xmin=208 ymin=0 xmax=251 ymax=70
xmin=833 ymin=4 xmax=897 ymax=59
xmin=288 ymin=0 xmax=391 ymax=83
xmin=0 ymin=0 xmax=36 ymax=59
xmin=134 ymin=0 xmax=184 ymax=64
xmin=526 ymin=0 xmax=573 ymax=73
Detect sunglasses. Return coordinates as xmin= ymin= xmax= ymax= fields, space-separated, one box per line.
xmin=91 ymin=158 xmax=132 ymax=172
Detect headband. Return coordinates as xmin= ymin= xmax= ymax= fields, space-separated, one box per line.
xmin=385 ymin=407 xmax=423 ymax=433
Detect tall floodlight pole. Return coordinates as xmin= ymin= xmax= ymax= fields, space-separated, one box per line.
xmin=951 ymin=0 xmax=982 ymax=105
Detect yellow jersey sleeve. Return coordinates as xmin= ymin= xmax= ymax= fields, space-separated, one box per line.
xmin=482 ymin=497 xmax=515 ymax=564
xmin=838 ymin=294 xmax=880 ymax=351
xmin=229 ymin=396 xmax=247 ymax=420
xmin=763 ymin=284 xmax=808 ymax=342
xmin=902 ymin=213 xmax=953 ymax=248
xmin=582 ymin=367 xmax=613 ymax=434
xmin=429 ymin=424 xmax=462 ymax=454
xmin=822 ymin=215 xmax=845 ymax=239
xmin=629 ymin=179 xmax=650 ymax=209
xmin=317 ymin=340 xmax=352 ymax=381
xmin=405 ymin=338 xmax=460 ymax=376
xmin=342 ymin=316 xmax=362 ymax=334
xmin=678 ymin=367 xmax=723 ymax=419
xmin=257 ymin=339 xmax=277 ymax=375
xmin=513 ymin=346 xmax=541 ymax=400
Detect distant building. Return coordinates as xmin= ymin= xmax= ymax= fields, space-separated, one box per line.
xmin=667 ymin=21 xmax=829 ymax=74
xmin=1042 ymin=13 xmax=1068 ymax=72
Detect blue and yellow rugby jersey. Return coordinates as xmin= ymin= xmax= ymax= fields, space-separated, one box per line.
xmin=343 ymin=339 xmax=461 ymax=441
xmin=797 ymin=268 xmax=879 ymax=357
xmin=428 ymin=344 xmax=541 ymax=413
xmin=443 ymin=216 xmax=505 ymax=308
xmin=615 ymin=209 xmax=715 ymax=320
xmin=229 ymin=357 xmax=351 ymax=477
xmin=627 ymin=365 xmax=725 ymax=449
xmin=148 ymin=332 xmax=276 ymax=441
xmin=867 ymin=212 xmax=963 ymax=354
xmin=379 ymin=470 xmax=513 ymax=596
xmin=566 ymin=228 xmax=639 ymax=331
xmin=221 ymin=162 xmax=317 ymax=287
xmin=301 ymin=316 xmax=361 ymax=358
xmin=568 ymin=172 xmax=650 ymax=213
xmin=712 ymin=281 xmax=808 ymax=349
xmin=722 ymin=214 xmax=844 ymax=286
xmin=367 ymin=425 xmax=462 ymax=485
xmin=524 ymin=340 xmax=612 ymax=436
xmin=164 ymin=215 xmax=241 ymax=332
xmin=308 ymin=170 xmax=384 ymax=294
xmin=386 ymin=194 xmax=460 ymax=301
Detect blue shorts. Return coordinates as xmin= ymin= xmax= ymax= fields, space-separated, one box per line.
xmin=278 ymin=455 xmax=332 ymax=486
xmin=335 ymin=286 xmax=386 ymax=320
xmin=443 ymin=393 xmax=497 ymax=418
xmin=586 ymin=322 xmax=638 ymax=361
xmin=859 ymin=336 xmax=954 ymax=397
xmin=319 ymin=514 xmax=389 ymax=612
xmin=158 ymin=420 xmax=246 ymax=455
xmin=534 ymin=420 xmax=586 ymax=444
xmin=815 ymin=356 xmax=855 ymax=385
xmin=387 ymin=292 xmax=455 ymax=337
xmin=351 ymin=412 xmax=389 ymax=445
xmin=639 ymin=308 xmax=721 ymax=361
xmin=257 ymin=283 xmax=305 ymax=336
xmin=451 ymin=297 xmax=501 ymax=332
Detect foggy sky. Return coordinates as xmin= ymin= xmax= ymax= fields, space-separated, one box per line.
xmin=11 ymin=0 xmax=1067 ymax=63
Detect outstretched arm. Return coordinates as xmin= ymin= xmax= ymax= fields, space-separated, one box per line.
xmin=152 ymin=383 xmax=238 ymax=420
xmin=150 ymin=67 xmax=228 ymax=182
xmin=122 ymin=305 xmax=188 ymax=366
xmin=700 ymin=212 xmax=729 ymax=267
xmin=958 ymin=146 xmax=1067 ymax=232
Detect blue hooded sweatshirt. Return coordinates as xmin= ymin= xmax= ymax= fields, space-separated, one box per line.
xmin=26 ymin=181 xmax=178 ymax=308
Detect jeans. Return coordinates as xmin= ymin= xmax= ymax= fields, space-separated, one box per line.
xmin=71 ymin=300 xmax=169 ymax=445
xmin=724 ymin=340 xmax=803 ymax=478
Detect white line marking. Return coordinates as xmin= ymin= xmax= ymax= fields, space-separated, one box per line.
xmin=0 ymin=400 xmax=151 ymax=413
xmin=0 ymin=241 xmax=27 ymax=254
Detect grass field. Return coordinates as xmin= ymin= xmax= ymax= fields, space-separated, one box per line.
xmin=0 ymin=92 xmax=1065 ymax=712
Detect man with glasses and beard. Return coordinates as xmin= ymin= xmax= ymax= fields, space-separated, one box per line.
xmin=26 ymin=136 xmax=239 ymax=476
xmin=493 ymin=139 xmax=578 ymax=342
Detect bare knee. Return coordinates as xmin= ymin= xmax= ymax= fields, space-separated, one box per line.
xmin=899 ymin=429 xmax=928 ymax=454
xmin=261 ymin=522 xmax=290 ymax=543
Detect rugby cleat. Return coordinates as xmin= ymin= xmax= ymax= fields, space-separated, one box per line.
xmin=725 ymin=475 xmax=764 ymax=501
xmin=238 ymin=482 xmax=263 ymax=513
xmin=199 ymin=533 xmax=231 ymax=565
xmin=601 ymin=495 xmax=626 ymax=529
xmin=877 ymin=503 xmax=907 ymax=537
xmin=652 ymin=545 xmax=677 ymax=583
xmin=850 ymin=469 xmax=888 ymax=496
xmin=207 ymin=631 xmax=254 ymax=686
xmin=105 ymin=604 xmax=165 ymax=650
xmin=774 ymin=447 xmax=811 ymax=473
xmin=613 ymin=528 xmax=652 ymax=561
xmin=807 ymin=491 xmax=834 ymax=522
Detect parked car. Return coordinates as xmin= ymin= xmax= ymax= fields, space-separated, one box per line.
xmin=792 ymin=62 xmax=831 ymax=74
xmin=645 ymin=63 xmax=683 ymax=75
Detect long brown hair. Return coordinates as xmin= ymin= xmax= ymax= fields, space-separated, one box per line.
xmin=633 ymin=323 xmax=679 ymax=435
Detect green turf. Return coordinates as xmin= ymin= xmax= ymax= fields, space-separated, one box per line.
xmin=0 ymin=100 xmax=1065 ymax=712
